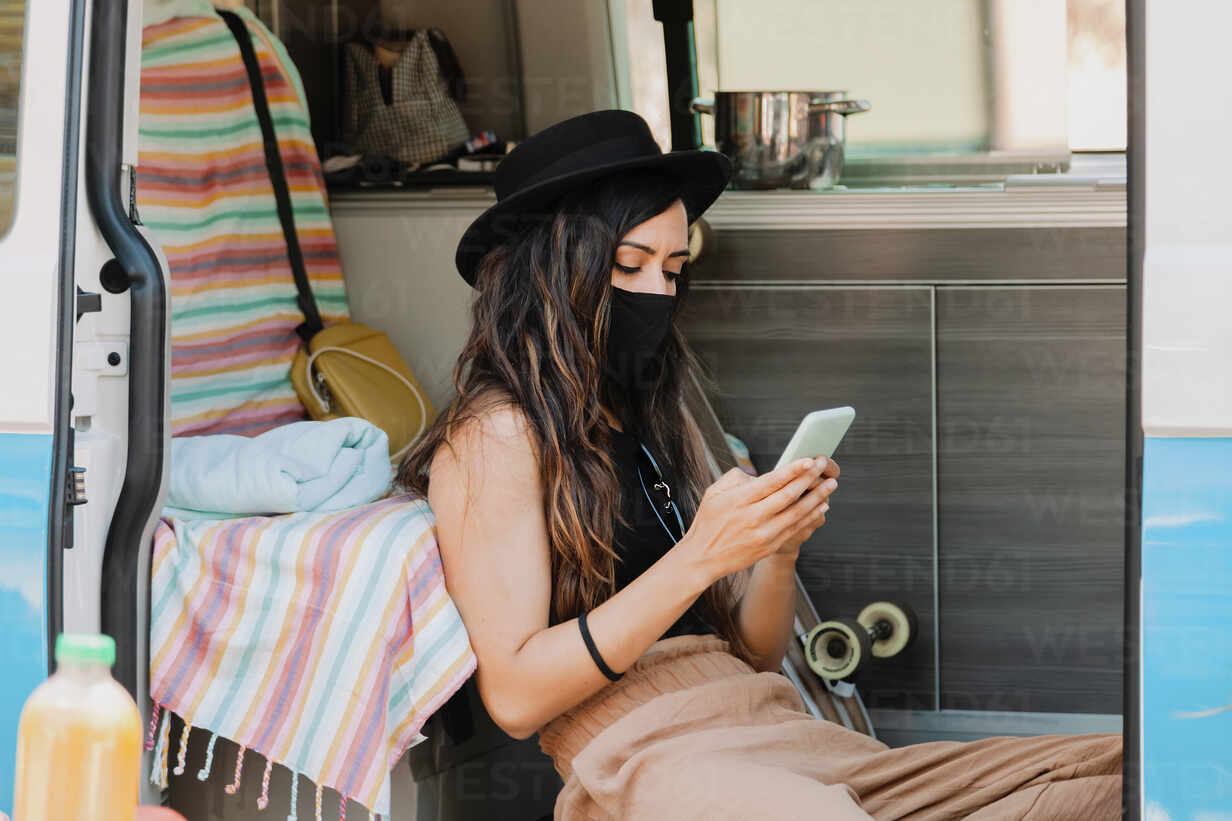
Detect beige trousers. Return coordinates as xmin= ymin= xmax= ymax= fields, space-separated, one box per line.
xmin=539 ymin=634 xmax=1121 ymax=821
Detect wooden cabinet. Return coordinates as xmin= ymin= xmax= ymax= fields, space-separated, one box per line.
xmin=681 ymin=286 xmax=937 ymax=711
xmin=936 ymin=286 xmax=1125 ymax=713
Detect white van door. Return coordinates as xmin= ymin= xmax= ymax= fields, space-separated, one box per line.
xmin=0 ymin=0 xmax=88 ymax=813
xmin=0 ymin=0 xmax=171 ymax=811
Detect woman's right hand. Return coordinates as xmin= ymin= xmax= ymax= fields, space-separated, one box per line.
xmin=678 ymin=458 xmax=831 ymax=583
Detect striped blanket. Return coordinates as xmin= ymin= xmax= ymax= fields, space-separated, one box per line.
xmin=149 ymin=495 xmax=477 ymax=818
xmin=136 ymin=7 xmax=349 ymax=437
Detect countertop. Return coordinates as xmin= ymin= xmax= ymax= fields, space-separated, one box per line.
xmin=328 ymin=154 xmax=1127 ymax=231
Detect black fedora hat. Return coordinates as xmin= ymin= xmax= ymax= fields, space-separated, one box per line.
xmin=454 ymin=109 xmax=732 ymax=287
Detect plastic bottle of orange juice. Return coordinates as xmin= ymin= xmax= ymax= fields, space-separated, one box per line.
xmin=13 ymin=633 xmax=142 ymax=821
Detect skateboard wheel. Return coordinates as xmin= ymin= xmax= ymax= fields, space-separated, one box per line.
xmin=803 ymin=618 xmax=870 ymax=680
xmin=858 ymin=601 xmax=918 ymax=658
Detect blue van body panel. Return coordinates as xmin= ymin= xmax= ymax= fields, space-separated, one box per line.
xmin=1142 ymin=436 xmax=1232 ymax=819
xmin=0 ymin=432 xmax=53 ymax=814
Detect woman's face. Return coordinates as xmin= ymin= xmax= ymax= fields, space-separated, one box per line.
xmin=611 ymin=199 xmax=689 ymax=297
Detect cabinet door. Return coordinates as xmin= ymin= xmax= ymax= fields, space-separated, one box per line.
xmin=681 ymin=287 xmax=935 ymax=711
xmin=936 ymin=286 xmax=1125 ymax=714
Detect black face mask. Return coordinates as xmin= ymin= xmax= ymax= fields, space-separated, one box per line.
xmin=604 ymin=285 xmax=676 ymax=408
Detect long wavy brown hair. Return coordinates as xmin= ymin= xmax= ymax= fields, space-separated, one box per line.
xmin=394 ymin=169 xmax=752 ymax=665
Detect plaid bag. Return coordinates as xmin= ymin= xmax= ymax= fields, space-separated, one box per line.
xmin=342 ymin=28 xmax=470 ymax=165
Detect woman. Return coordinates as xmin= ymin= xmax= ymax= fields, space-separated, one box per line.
xmin=396 ymin=110 xmax=1121 ymax=820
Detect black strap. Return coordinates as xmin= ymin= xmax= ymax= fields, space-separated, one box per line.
xmin=578 ymin=609 xmax=623 ymax=682
xmin=219 ymin=10 xmax=323 ymax=342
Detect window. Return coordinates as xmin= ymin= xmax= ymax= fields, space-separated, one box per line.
xmin=1068 ymin=0 xmax=1127 ymax=151
xmin=623 ymin=0 xmax=1126 ymax=182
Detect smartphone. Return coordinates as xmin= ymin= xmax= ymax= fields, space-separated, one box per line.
xmin=774 ymin=406 xmax=856 ymax=470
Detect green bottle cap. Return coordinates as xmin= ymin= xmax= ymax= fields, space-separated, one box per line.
xmin=54 ymin=633 xmax=116 ymax=667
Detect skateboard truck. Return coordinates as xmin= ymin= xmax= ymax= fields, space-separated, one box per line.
xmin=802 ymin=601 xmax=919 ymax=681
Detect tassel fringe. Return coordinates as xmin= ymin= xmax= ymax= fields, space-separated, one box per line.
xmin=198 ymin=732 xmax=219 ymax=781
xmin=154 ymin=708 xmax=171 ymax=788
xmin=151 ymin=731 xmax=376 ymax=821
xmin=148 ymin=707 xmax=171 ymax=787
xmin=145 ymin=701 xmax=162 ymax=751
xmin=257 ymin=757 xmax=274 ymax=810
xmin=287 ymin=769 xmax=299 ymax=821
xmin=173 ymin=723 xmax=191 ymax=775
xmin=225 ymin=745 xmax=246 ymax=795
xmin=158 ymin=712 xmax=171 ymax=788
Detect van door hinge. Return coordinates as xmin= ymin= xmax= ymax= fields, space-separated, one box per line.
xmin=61 ymin=424 xmax=83 ymax=552
xmin=68 ymin=465 xmax=87 ymax=506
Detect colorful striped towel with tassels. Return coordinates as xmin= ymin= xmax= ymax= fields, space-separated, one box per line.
xmin=149 ymin=494 xmax=477 ymax=818
xmin=136 ymin=7 xmax=350 ymax=438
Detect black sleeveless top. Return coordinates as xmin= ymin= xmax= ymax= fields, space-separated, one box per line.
xmin=608 ymin=424 xmax=717 ymax=639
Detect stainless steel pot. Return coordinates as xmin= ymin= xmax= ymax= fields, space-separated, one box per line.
xmin=690 ymin=91 xmax=871 ymax=190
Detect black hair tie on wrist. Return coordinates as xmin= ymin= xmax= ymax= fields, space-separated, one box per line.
xmin=578 ymin=609 xmax=623 ymax=681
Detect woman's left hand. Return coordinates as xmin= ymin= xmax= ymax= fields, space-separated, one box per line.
xmin=770 ymin=456 xmax=839 ymax=561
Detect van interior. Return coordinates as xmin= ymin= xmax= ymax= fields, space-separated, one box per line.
xmin=50 ymin=1 xmax=1132 ymax=819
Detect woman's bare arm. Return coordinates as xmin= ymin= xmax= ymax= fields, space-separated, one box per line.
xmin=429 ymin=403 xmax=830 ymax=738
xmin=428 ymin=405 xmax=712 ymax=739
xmin=732 ymin=555 xmax=801 ymax=672
xmin=732 ymin=458 xmax=838 ymax=672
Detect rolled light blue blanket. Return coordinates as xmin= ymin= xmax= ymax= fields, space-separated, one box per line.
xmin=163 ymin=417 xmax=393 ymax=521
